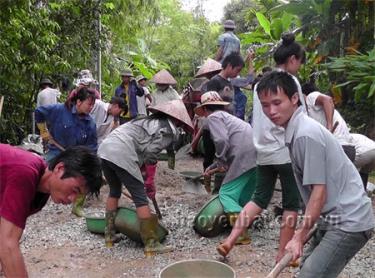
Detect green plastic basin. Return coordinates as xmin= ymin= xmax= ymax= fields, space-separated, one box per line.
xmin=159 ymin=259 xmax=235 ymax=278
xmin=114 ymin=207 xmax=169 ymax=243
xmin=85 ymin=215 xmax=106 ymax=234
xmin=193 ymin=195 xmax=229 ymax=237
xmin=157 ymin=152 xmax=169 ymax=161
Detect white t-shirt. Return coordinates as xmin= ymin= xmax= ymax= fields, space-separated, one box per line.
xmin=136 ymin=86 xmax=150 ymax=115
xmin=90 ymin=100 xmax=114 ymax=145
xmin=350 ymin=133 xmax=375 ymax=156
xmin=36 ymin=88 xmax=61 ymax=107
xmin=306 ymin=91 xmax=351 ymax=144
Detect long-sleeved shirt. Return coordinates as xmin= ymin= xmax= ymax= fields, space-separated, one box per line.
xmin=206 ymin=110 xmax=257 ymax=184
xmin=115 ymin=80 xmax=144 ymax=119
xmin=151 ymin=86 xmax=180 ymax=106
xmin=35 ymin=104 xmax=97 ymax=158
xmin=98 ymin=117 xmax=178 ymax=183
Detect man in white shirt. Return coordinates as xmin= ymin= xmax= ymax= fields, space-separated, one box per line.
xmin=302 ymin=82 xmax=374 ymax=188
xmin=36 ymin=79 xmax=61 ymax=107
xmin=301 ymin=82 xmax=354 ymax=153
xmin=90 ymin=97 xmax=127 ymax=145
xmin=350 ymin=133 xmax=375 ymax=190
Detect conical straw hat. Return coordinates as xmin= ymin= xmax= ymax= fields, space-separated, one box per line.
xmin=148 ymin=100 xmax=193 ymax=133
xmin=151 ymin=69 xmax=177 ymax=85
xmin=194 ymin=91 xmax=230 ymax=117
xmin=195 ymin=58 xmax=222 ymax=78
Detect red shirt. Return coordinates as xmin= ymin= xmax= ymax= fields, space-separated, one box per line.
xmin=0 ymin=144 xmax=49 ymax=229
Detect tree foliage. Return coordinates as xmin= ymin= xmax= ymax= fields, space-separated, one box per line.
xmin=144 ymin=0 xmax=218 ymax=88
xmin=223 ymin=0 xmax=259 ymax=34
xmin=327 ymin=49 xmax=375 ymax=103
xmin=0 ymin=0 xmax=216 ymax=144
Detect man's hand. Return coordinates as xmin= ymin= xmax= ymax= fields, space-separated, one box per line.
xmin=204 ymin=165 xmax=227 ymax=177
xmin=246 ymin=48 xmax=255 ymax=61
xmin=285 ymin=236 xmax=304 ymax=261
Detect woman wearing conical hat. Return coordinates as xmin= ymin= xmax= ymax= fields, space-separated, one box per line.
xmin=150 ymin=69 xmax=181 ymax=106
xmin=98 ymin=99 xmax=193 ymax=256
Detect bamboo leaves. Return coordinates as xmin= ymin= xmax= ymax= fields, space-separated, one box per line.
xmin=326 ymin=49 xmax=375 ymax=102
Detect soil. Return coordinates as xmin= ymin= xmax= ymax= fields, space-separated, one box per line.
xmin=18 ymin=154 xmax=375 ymax=278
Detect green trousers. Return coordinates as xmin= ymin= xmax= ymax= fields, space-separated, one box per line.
xmin=219 ymin=168 xmax=257 ymax=213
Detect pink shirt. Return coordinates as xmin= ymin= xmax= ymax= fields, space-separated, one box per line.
xmin=0 ymin=144 xmax=49 ymax=229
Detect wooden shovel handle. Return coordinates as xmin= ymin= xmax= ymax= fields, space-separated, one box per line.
xmin=331 ymin=121 xmax=339 ymax=134
xmin=266 ymin=226 xmax=317 ymax=278
xmin=152 ymin=197 xmax=162 ymax=219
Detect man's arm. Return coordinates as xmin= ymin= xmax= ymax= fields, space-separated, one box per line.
xmin=0 ymin=218 xmax=27 ymax=277
xmin=285 ymin=184 xmax=326 ymax=260
xmin=146 ymin=93 xmax=152 ymax=104
xmin=246 ymin=49 xmax=255 ymax=75
xmin=315 ymin=94 xmax=334 ymax=131
xmin=215 ymin=46 xmax=224 ymax=62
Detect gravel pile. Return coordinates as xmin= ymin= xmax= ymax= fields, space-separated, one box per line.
xmin=21 ymin=159 xmax=375 ymax=277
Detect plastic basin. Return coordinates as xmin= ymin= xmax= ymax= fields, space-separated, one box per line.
xmin=159 ymin=259 xmax=235 ymax=278
xmin=114 ymin=207 xmax=169 ymax=243
xmin=193 ymin=195 xmax=229 ymax=237
xmin=85 ymin=215 xmax=106 ymax=234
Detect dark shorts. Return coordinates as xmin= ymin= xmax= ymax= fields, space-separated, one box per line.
xmin=101 ymin=159 xmax=148 ymax=207
xmin=251 ymin=163 xmax=300 ymax=211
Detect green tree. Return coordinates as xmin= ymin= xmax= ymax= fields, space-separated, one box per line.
xmin=144 ymin=0 xmax=218 ymax=88
xmin=223 ymin=0 xmax=260 ymax=34
xmin=0 ymin=0 xmax=216 ymax=143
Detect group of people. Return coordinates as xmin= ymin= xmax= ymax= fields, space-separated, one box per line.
xmin=0 ymin=19 xmax=374 ymax=278
xmin=0 ymin=62 xmax=190 ymax=276
xmin=191 ymin=27 xmax=374 ymax=277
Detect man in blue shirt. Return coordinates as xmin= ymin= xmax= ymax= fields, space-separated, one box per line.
xmin=215 ymin=20 xmax=241 ymax=64
xmin=114 ymin=69 xmax=144 ymax=124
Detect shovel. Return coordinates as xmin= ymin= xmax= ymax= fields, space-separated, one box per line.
xmin=180 ymin=171 xmax=206 ymax=194
xmin=266 ymin=226 xmax=317 ymax=278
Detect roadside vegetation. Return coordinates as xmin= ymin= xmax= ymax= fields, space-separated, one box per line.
xmin=0 ymin=0 xmax=373 ymax=143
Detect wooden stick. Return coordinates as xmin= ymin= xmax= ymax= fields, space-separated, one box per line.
xmin=49 ymin=137 xmax=66 ymax=151
xmin=0 ymin=95 xmax=4 ymax=118
xmin=331 ymin=121 xmax=339 ymax=133
xmin=266 ymin=226 xmax=318 ymax=278
xmin=152 ymin=197 xmax=162 ymax=219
